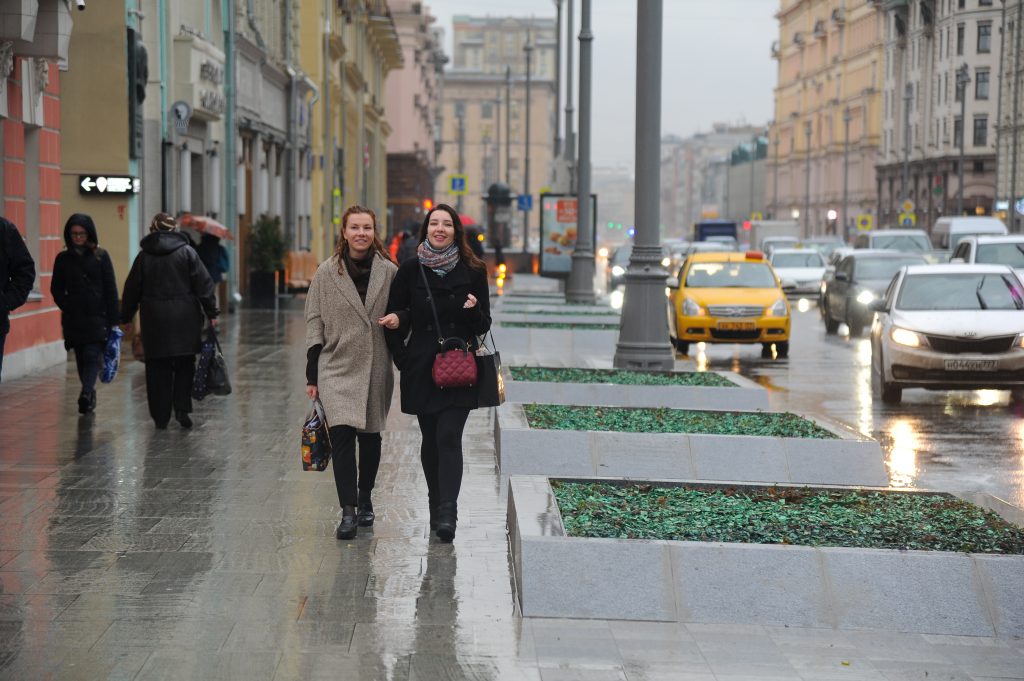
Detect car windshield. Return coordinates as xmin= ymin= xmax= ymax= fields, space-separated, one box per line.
xmin=855 ymin=256 xmax=926 ymax=280
xmin=685 ymin=262 xmax=777 ymax=288
xmin=976 ymin=243 xmax=1024 ymax=268
xmin=871 ymin=234 xmax=930 ymax=252
xmin=896 ymin=273 xmax=1024 ymax=311
xmin=772 ymin=253 xmax=824 ymax=268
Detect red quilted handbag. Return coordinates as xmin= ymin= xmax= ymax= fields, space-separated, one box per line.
xmin=419 ymin=264 xmax=478 ymax=389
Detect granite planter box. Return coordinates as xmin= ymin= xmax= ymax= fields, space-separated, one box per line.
xmin=491 ymin=323 xmax=619 ymax=363
xmin=503 ymin=366 xmax=769 ymax=411
xmin=495 ymin=402 xmax=887 ymax=487
xmin=493 ymin=312 xmax=622 ymax=326
xmin=507 ymin=475 xmax=1024 ymax=636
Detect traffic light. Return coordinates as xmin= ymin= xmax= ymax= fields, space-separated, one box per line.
xmin=743 ymin=221 xmax=751 ymax=231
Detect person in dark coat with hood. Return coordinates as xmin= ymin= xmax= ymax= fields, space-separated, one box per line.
xmin=1 ymin=216 xmax=36 ymax=382
xmin=50 ymin=214 xmax=119 ymax=413
xmin=384 ymin=204 xmax=491 ymax=542
xmin=121 ymin=212 xmax=218 ymax=429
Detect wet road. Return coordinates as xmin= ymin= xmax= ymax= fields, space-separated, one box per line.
xmin=688 ymin=297 xmax=1024 ymax=506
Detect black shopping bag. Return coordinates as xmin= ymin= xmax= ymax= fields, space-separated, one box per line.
xmin=475 ymin=331 xmax=505 ymax=408
xmin=206 ymin=328 xmax=232 ymax=396
xmin=301 ymin=399 xmax=332 ymax=471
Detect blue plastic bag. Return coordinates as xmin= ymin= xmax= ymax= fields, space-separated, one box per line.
xmin=100 ymin=327 xmax=124 ymax=384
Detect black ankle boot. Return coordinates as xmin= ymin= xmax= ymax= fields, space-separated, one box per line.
xmin=357 ymin=495 xmax=374 ymax=527
xmin=435 ymin=502 xmax=457 ymax=543
xmin=175 ymin=411 xmax=192 ymax=429
xmin=429 ymin=505 xmax=439 ymax=531
xmin=86 ymin=390 xmax=96 ymax=413
xmin=77 ymin=391 xmax=90 ymax=415
xmin=336 ymin=506 xmax=358 ymax=540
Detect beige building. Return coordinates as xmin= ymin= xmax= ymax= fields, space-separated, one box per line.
xmin=995 ymin=0 xmax=1023 ymax=232
xmin=771 ymin=0 xmax=885 ymax=238
xmin=878 ymin=0 xmax=1006 ymax=229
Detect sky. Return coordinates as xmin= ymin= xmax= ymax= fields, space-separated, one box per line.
xmin=427 ymin=0 xmax=779 ymax=169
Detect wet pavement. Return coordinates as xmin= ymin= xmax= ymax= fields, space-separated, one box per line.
xmin=1 ymin=300 xmax=1023 ymax=680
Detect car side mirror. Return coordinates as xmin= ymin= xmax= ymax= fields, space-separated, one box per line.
xmin=869 ymin=299 xmax=887 ymax=312
xmin=665 ymin=276 xmax=680 ymax=289
xmin=834 ymin=271 xmax=849 ymax=282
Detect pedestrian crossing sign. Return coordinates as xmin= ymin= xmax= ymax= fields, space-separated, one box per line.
xmin=898 ymin=212 xmax=916 ymax=226
xmin=449 ymin=175 xmax=468 ymax=196
xmin=856 ymin=214 xmax=873 ymax=231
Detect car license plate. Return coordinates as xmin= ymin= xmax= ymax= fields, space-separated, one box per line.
xmin=944 ymin=359 xmax=998 ymax=372
xmin=716 ymin=321 xmax=756 ymax=331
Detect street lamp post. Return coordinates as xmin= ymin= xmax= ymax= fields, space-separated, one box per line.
xmin=773 ymin=133 xmax=779 ymax=219
xmin=842 ymin=106 xmax=851 ymax=243
xmin=456 ymin=105 xmax=465 ymax=213
xmin=803 ymin=120 xmax=812 ymax=237
xmin=956 ymin=63 xmax=970 ymax=215
xmin=613 ymin=0 xmax=674 ymax=371
xmin=566 ymin=0 xmax=594 ymax=303
xmin=523 ymin=39 xmax=533 ymax=252
xmin=554 ymin=0 xmax=562 ymax=159
xmin=564 ymin=0 xmax=576 ymax=192
xmin=748 ymin=133 xmax=757 ymax=221
xmin=901 ymin=83 xmax=912 ymax=205
xmin=505 ymin=66 xmax=511 ymax=186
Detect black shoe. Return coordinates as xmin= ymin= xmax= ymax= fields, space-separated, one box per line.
xmin=357 ymin=501 xmax=375 ymax=527
xmin=429 ymin=505 xmax=439 ymax=531
xmin=154 ymin=420 xmax=169 ymax=430
xmin=77 ymin=391 xmax=90 ymax=415
xmin=175 ymin=411 xmax=193 ymax=429
xmin=87 ymin=391 xmax=96 ymax=413
xmin=435 ymin=501 xmax=457 ymax=543
xmin=336 ymin=506 xmax=358 ymax=540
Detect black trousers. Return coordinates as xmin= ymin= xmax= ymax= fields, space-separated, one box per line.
xmin=145 ymin=355 xmax=195 ymax=426
xmin=0 ymin=330 xmax=6 ymax=382
xmin=73 ymin=342 xmax=104 ymax=393
xmin=328 ymin=425 xmax=382 ymax=508
xmin=416 ymin=407 xmax=470 ymax=509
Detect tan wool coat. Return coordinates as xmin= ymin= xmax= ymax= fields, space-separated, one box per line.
xmin=304 ymin=253 xmax=398 ymax=432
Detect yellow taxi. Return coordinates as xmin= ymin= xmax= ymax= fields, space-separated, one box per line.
xmin=667 ymin=251 xmax=791 ymax=358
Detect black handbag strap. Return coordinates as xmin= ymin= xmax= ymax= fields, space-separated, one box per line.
xmin=207 ymin=325 xmax=224 ymax=354
xmin=418 ymin=263 xmax=446 ymax=345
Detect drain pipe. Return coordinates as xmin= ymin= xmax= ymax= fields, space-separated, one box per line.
xmin=245 ymin=0 xmax=267 ymax=50
xmin=223 ymin=0 xmax=238 ymax=304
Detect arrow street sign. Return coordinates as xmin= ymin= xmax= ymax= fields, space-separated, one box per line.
xmin=79 ymin=175 xmax=140 ymax=196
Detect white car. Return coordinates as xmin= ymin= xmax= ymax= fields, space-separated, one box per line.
xmin=870 ymin=264 xmax=1024 ymax=405
xmin=770 ymin=248 xmax=827 ymax=295
xmin=950 ymin=235 xmax=1024 ymax=278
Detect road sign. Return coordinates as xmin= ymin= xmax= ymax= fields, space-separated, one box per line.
xmin=79 ymin=175 xmax=140 ymax=195
xmin=901 ymin=199 xmax=915 ymax=213
xmin=856 ymin=214 xmax=873 ymax=231
xmin=1016 ymin=197 xmax=1024 ymax=216
xmin=750 ymin=211 xmax=763 ymax=221
xmin=517 ymin=194 xmax=533 ymax=211
xmin=898 ymin=212 xmax=917 ymax=226
xmin=449 ymin=174 xmax=468 ymax=195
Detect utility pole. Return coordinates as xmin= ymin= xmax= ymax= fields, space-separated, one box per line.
xmin=842 ymin=106 xmax=852 ymax=244
xmin=524 ymin=38 xmax=533 ymax=252
xmin=566 ymin=0 xmax=594 ymax=303
xmin=223 ymin=0 xmax=237 ymax=302
xmin=456 ymin=105 xmax=465 ymax=213
xmin=495 ymin=89 xmax=502 ymax=187
xmin=614 ymin=0 xmax=674 ymax=371
xmin=505 ymin=66 xmax=511 ymax=186
xmin=957 ymin=63 xmax=970 ymax=215
xmin=554 ymin=0 xmax=563 ymax=159
xmin=772 ymin=133 xmax=780 ymax=219
xmin=1010 ymin=0 xmax=1023 ymax=231
xmin=748 ymin=133 xmax=757 ymax=221
xmin=803 ymin=120 xmax=812 ymax=237
xmin=564 ymin=0 xmax=576 ymax=192
xmin=902 ymin=83 xmax=912 ymax=204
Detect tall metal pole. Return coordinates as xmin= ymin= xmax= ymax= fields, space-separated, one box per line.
xmin=495 ymin=89 xmax=502 ymax=188
xmin=957 ymin=63 xmax=970 ymax=215
xmin=554 ymin=0 xmax=563 ymax=159
xmin=614 ymin=0 xmax=673 ymax=370
xmin=566 ymin=0 xmax=594 ymax=303
xmin=748 ymin=134 xmax=757 ymax=220
xmin=505 ymin=66 xmax=511 ymax=186
xmin=1010 ymin=0 xmax=1023 ymax=231
xmin=901 ymin=83 xmax=912 ymax=203
xmin=842 ymin=106 xmax=852 ymax=244
xmin=223 ymin=0 xmax=237 ymax=302
xmin=456 ymin=107 xmax=465 ymax=213
xmin=523 ymin=39 xmax=533 ymax=252
xmin=564 ymin=0 xmax=576 ymax=192
xmin=803 ymin=120 xmax=812 ymax=237
xmin=772 ymin=133 xmax=780 ymax=219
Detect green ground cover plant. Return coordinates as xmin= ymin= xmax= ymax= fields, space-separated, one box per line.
xmin=551 ymin=480 xmax=1024 ymax=553
xmin=523 ymin=404 xmax=835 ymax=438
xmin=499 ymin=322 xmax=620 ymax=330
xmin=509 ymin=367 xmax=736 ymax=387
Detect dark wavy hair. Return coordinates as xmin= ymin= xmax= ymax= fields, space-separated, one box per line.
xmin=334 ymin=204 xmax=393 ymax=275
xmin=417 ymin=204 xmax=485 ymax=271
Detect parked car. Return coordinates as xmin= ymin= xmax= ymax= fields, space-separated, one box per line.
xmin=821 ymin=250 xmax=927 ymax=336
xmin=870 ymin=264 xmax=1024 ymax=404
xmin=950 ymin=235 xmax=1024 ymax=277
xmin=853 ymin=229 xmax=931 ymax=254
xmin=667 ymin=250 xmax=790 ymax=358
xmin=930 ymin=216 xmax=1008 ymax=250
xmin=769 ymin=248 xmax=827 ymax=296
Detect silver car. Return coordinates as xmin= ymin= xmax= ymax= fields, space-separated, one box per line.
xmin=869 ymin=264 xmax=1024 ymax=405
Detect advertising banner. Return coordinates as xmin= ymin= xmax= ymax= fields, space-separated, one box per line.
xmin=539 ymin=193 xmax=597 ymax=277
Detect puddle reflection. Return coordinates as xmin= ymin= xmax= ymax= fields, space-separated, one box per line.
xmin=885 ymin=418 xmax=921 ymax=488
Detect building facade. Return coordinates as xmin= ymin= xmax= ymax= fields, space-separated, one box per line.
xmin=878 ymin=0 xmax=1006 ymax=229
xmin=995 ymin=0 xmax=1023 ymax=232
xmin=723 ymin=138 xmax=769 ymax=225
xmin=1 ymin=0 xmax=74 ymax=379
xmin=385 ymin=0 xmax=445 ymax=236
xmin=771 ymin=0 xmax=884 ymax=238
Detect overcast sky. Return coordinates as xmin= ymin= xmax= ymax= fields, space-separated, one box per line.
xmin=428 ymin=0 xmax=779 ymax=170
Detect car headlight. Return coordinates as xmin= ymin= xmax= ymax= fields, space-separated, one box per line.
xmin=611 ymin=265 xmax=625 ymax=277
xmin=855 ymin=290 xmax=876 ymax=305
xmin=661 ymin=257 xmax=671 ymax=267
xmin=1017 ymin=333 xmax=1024 ymax=349
xmin=766 ymin=297 xmax=788 ymax=317
xmin=682 ymin=297 xmax=705 ymax=316
xmin=890 ymin=327 xmax=924 ymax=348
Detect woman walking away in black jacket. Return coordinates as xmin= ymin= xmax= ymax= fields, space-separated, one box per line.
xmin=51 ymin=214 xmax=119 ymax=414
xmin=121 ymin=213 xmax=218 ymax=429
xmin=384 ymin=204 xmax=491 ymax=542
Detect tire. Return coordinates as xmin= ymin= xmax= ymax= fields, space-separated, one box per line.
xmin=760 ymin=343 xmax=773 ymax=359
xmin=846 ymin=309 xmax=865 ymax=337
xmin=823 ymin=304 xmax=839 ymax=335
xmin=774 ymin=341 xmax=789 ymax=358
xmin=674 ymin=339 xmax=690 ymax=356
xmin=871 ymin=347 xmax=902 ymax=405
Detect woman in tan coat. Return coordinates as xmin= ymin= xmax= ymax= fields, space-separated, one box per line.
xmin=305 ymin=205 xmax=400 ymax=540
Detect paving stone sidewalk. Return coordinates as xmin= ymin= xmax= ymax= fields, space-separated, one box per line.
xmin=0 ymin=308 xmax=1021 ymax=680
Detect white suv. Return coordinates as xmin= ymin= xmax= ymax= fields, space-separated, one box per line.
xmin=950 ymin=235 xmax=1024 ymax=277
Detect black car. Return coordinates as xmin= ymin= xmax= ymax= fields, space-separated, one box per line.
xmin=821 ymin=250 xmax=927 ymax=336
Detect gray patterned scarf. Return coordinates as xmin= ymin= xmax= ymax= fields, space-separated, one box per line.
xmin=417 ymin=240 xmax=459 ymax=277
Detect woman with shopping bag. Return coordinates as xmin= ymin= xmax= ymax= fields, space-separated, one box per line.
xmin=384 ymin=204 xmax=491 ymax=542
xmin=305 ymin=205 xmax=399 ymax=540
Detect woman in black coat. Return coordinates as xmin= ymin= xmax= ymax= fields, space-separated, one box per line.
xmin=385 ymin=203 xmax=491 ymax=542
xmin=120 ymin=213 xmax=218 ymax=429
xmin=51 ymin=214 xmax=119 ymax=414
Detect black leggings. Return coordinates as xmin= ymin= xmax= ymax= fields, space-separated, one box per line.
xmin=416 ymin=407 xmax=471 ymax=509
xmin=73 ymin=342 xmax=104 ymax=393
xmin=328 ymin=425 xmax=382 ymax=508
